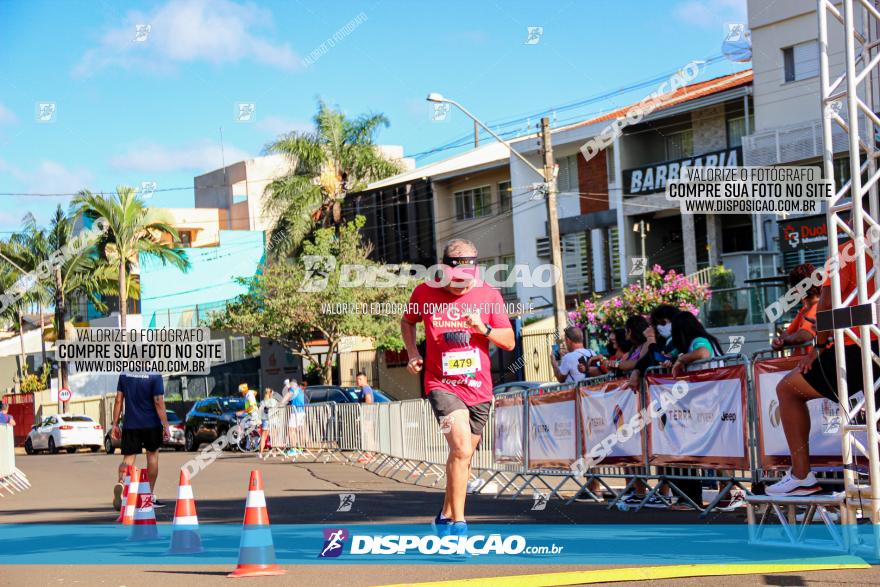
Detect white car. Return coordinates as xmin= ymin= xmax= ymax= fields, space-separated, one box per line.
xmin=25 ymin=414 xmax=104 ymax=454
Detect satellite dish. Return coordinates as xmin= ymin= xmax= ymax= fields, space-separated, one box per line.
xmin=722 ymin=26 xmax=752 ymax=63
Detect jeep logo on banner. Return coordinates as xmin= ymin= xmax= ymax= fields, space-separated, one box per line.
xmin=623 ymin=146 xmax=742 ymax=195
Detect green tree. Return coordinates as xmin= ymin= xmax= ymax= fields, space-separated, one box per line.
xmin=72 ymin=186 xmax=190 ymax=328
xmin=0 ymin=206 xmax=123 ymax=390
xmin=210 ymin=217 xmax=412 ymax=383
xmin=263 ymin=100 xmax=402 ymax=257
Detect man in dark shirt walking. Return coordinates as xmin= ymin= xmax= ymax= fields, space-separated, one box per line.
xmin=111 ymin=372 xmax=170 ymax=510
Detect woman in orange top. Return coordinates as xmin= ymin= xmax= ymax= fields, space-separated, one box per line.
xmin=768 ymin=236 xmax=879 ymax=497
xmin=771 ymin=264 xmax=819 ymax=354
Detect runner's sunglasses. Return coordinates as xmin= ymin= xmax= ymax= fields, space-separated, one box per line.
xmin=442 ymin=255 xmax=477 ymax=267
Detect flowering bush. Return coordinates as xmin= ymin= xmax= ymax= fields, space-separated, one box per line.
xmin=571 ymin=265 xmax=711 ymax=335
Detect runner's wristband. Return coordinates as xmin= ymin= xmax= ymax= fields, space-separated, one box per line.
xmin=484 ymin=325 xmax=493 ymax=337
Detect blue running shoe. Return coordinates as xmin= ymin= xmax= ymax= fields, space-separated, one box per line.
xmin=432 ymin=512 xmax=453 ymax=536
xmin=449 ymin=521 xmax=468 ymax=537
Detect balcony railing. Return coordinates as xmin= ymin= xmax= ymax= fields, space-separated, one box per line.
xmin=700 ymin=285 xmax=794 ymax=328
xmin=742 ymin=118 xmax=855 ymax=167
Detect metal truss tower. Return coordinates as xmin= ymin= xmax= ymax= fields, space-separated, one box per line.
xmin=818 ymin=0 xmax=880 ymax=553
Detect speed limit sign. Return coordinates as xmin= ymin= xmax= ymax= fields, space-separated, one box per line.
xmin=59 ymin=388 xmax=72 ymax=402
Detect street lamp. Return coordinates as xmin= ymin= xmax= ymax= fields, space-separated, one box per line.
xmin=633 ymin=220 xmax=651 ymax=287
xmin=427 ymin=93 xmax=568 ymax=336
xmin=426 ymin=93 xmax=545 ymax=177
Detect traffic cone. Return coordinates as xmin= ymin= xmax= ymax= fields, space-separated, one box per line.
xmin=121 ymin=466 xmax=139 ymax=526
xmin=167 ymin=468 xmax=203 ymax=554
xmin=228 ymin=470 xmax=285 ymax=578
xmin=129 ymin=469 xmax=160 ymax=541
xmin=116 ymin=465 xmax=133 ymax=523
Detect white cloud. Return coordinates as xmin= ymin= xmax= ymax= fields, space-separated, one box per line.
xmin=0 ymin=159 xmax=95 ymax=226
xmin=0 ymin=158 xmax=94 ymax=195
xmin=0 ymin=103 xmax=18 ymax=125
xmin=674 ymin=0 xmax=747 ymax=28
xmin=109 ymin=140 xmax=253 ymax=173
xmin=73 ymin=0 xmax=300 ymax=77
xmin=256 ymin=116 xmax=313 ymax=137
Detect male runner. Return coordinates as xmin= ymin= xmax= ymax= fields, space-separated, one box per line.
xmin=111 ymin=372 xmax=170 ymax=509
xmin=401 ymin=239 xmax=515 ymax=536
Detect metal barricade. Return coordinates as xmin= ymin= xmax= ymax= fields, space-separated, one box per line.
xmin=568 ymin=375 xmax=649 ymax=507
xmin=263 ymin=404 xmax=290 ymax=460
xmin=641 ymin=354 xmax=754 ymax=516
xmin=0 ymin=425 xmax=29 ymax=496
xmin=495 ymin=382 xmax=583 ymax=502
xmin=750 ymin=347 xmax=849 ymax=489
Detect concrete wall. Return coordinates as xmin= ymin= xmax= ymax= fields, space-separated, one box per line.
xmin=432 ymin=166 xmax=514 ymax=261
xmin=194 ymin=155 xmax=291 ymax=232
xmin=692 ymin=104 xmax=728 ymax=153
xmin=138 ymin=230 xmax=265 ymax=328
xmin=748 ymin=0 xmax=844 ymax=133
xmin=156 ymin=207 xmax=222 ymax=247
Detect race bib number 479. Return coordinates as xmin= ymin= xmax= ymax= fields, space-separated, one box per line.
xmin=442 ymin=349 xmax=480 ymax=376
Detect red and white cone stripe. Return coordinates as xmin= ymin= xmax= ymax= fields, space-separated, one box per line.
xmin=121 ymin=467 xmax=140 ymax=526
xmin=116 ymin=467 xmax=132 ymax=523
xmin=133 ymin=471 xmax=157 ymax=525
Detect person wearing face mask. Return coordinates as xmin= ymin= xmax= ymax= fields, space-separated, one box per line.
xmin=626 ymin=305 xmax=680 ymax=386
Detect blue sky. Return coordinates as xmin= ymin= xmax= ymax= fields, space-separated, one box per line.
xmin=0 ymin=0 xmax=748 ymax=233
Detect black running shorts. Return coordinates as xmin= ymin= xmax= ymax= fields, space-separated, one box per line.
xmin=428 ymin=390 xmax=491 ymax=436
xmin=121 ymin=426 xmax=163 ymax=455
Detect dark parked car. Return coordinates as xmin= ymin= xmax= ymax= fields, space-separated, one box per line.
xmin=183 ymin=396 xmax=245 ymax=451
xmin=104 ymin=410 xmax=185 ymax=454
xmin=306 ymin=385 xmax=393 ymax=404
xmin=492 ymin=381 xmax=555 ymax=396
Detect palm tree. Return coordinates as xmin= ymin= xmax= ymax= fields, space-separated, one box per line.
xmin=72 ymin=186 xmax=190 ymax=328
xmin=0 ymin=206 xmax=122 ymax=390
xmin=263 ymin=99 xmax=402 ymax=257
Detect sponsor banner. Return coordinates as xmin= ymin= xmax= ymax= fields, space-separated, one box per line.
xmin=0 ymin=524 xmax=874 ymax=564
xmin=528 ymin=388 xmax=578 ymax=470
xmin=778 ymin=213 xmax=849 ymax=253
xmin=578 ymin=380 xmax=643 ymax=465
xmin=646 ymin=365 xmax=748 ymax=469
xmin=493 ymin=394 xmax=524 ymax=464
xmin=753 ymin=356 xmax=866 ymax=468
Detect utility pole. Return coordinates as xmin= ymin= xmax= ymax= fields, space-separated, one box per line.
xmin=635 ymin=219 xmax=650 ymax=287
xmin=540 ymin=117 xmax=568 ymax=337
xmin=473 ymin=120 xmax=479 ymax=148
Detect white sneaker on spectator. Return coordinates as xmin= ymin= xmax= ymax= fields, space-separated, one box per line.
xmin=717 ymin=489 xmax=747 ymax=510
xmin=765 ymin=471 xmax=821 ymax=496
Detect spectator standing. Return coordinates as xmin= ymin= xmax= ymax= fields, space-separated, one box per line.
xmin=551 ymin=326 xmax=596 ymax=383
xmin=355 ymin=372 xmax=375 ymax=404
xmin=258 ymin=388 xmax=278 ymax=459
xmin=0 ymin=402 xmax=15 ymax=426
xmin=282 ymin=380 xmax=306 ymax=457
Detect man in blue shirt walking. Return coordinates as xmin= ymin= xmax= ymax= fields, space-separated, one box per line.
xmin=111 ymin=372 xmax=170 ymax=510
xmin=355 ymin=372 xmax=374 ymax=404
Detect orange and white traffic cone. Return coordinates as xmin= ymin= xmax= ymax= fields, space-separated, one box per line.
xmin=129 ymin=469 xmax=160 ymax=541
xmin=116 ymin=465 xmax=133 ymax=523
xmin=167 ymin=468 xmax=203 ymax=554
xmin=228 ymin=470 xmax=285 ymax=578
xmin=121 ymin=466 xmax=139 ymax=526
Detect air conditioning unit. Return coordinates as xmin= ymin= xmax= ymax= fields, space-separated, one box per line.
xmin=536 ymin=237 xmax=550 ymax=259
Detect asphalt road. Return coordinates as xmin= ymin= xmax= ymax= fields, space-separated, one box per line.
xmin=1 ymin=449 xmax=877 ymax=586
